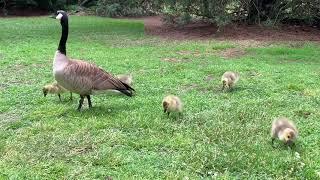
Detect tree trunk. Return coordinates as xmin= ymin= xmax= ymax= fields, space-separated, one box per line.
xmin=202 ymin=0 xmax=210 ymax=18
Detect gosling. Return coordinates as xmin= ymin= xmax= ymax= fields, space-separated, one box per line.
xmin=43 ymin=82 xmax=72 ymax=101
xmin=162 ymin=95 xmax=183 ymax=117
xmin=271 ymin=117 xmax=298 ymax=146
xmin=117 ymin=74 xmax=133 ymax=86
xmin=221 ymin=71 xmax=240 ymax=90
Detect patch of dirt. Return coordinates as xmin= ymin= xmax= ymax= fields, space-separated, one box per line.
xmin=294 ymin=110 xmax=312 ymax=118
xmin=161 ymin=57 xmax=190 ymax=63
xmin=247 ymin=70 xmax=262 ymax=77
xmin=141 ymin=16 xmax=320 ymax=41
xmin=0 ymin=112 xmax=21 ymax=128
xmin=70 ymin=145 xmax=93 ymax=155
xmin=180 ymin=83 xmax=200 ymax=92
xmin=176 ymin=50 xmax=199 ymax=56
xmin=219 ymin=48 xmax=247 ymax=59
xmin=279 ymin=59 xmax=300 ymax=64
xmin=204 ymin=75 xmax=215 ymax=82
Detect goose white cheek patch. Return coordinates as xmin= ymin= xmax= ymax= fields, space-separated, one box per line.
xmin=56 ymin=13 xmax=63 ymax=20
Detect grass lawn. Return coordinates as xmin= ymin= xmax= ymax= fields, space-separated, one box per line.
xmin=1 ymin=16 xmax=320 ymax=179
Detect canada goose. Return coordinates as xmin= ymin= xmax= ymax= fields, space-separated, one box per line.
xmin=52 ymin=10 xmax=134 ymax=111
xmin=221 ymin=71 xmax=240 ymax=90
xmin=271 ymin=117 xmax=298 ymax=146
xmin=162 ymin=95 xmax=183 ymax=117
xmin=43 ymin=81 xmax=72 ymax=101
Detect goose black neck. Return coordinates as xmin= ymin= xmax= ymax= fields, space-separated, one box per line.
xmin=58 ymin=19 xmax=68 ymax=55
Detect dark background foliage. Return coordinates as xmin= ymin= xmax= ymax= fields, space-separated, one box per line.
xmin=1 ymin=0 xmax=319 ymax=27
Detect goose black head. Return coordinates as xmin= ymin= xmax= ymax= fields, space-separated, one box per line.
xmin=51 ymin=10 xmax=68 ymax=24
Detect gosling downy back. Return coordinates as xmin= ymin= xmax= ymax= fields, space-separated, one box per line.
xmin=162 ymin=95 xmax=183 ymax=116
xmin=52 ymin=10 xmax=134 ymax=110
xmin=271 ymin=117 xmax=298 ymax=145
xmin=221 ymin=71 xmax=240 ymax=90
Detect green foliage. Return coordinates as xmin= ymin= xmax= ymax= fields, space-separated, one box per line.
xmin=159 ymin=0 xmax=320 ymax=27
xmin=1 ymin=0 xmax=79 ymax=12
xmin=95 ymin=0 xmax=158 ymax=17
xmin=96 ymin=1 xmax=121 ymax=17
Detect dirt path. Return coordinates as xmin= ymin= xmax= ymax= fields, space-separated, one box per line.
xmin=142 ymin=16 xmax=320 ymax=41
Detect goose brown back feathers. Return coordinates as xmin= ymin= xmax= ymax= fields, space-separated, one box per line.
xmin=59 ymin=59 xmax=134 ymax=96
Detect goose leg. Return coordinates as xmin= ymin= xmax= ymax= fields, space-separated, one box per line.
xmin=58 ymin=94 xmax=62 ymax=102
xmin=70 ymin=92 xmax=73 ymax=100
xmin=77 ymin=95 xmax=85 ymax=111
xmin=86 ymin=95 xmax=92 ymax=108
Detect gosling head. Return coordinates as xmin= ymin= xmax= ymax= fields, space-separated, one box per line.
xmin=222 ymin=78 xmax=228 ymax=89
xmin=283 ymin=128 xmax=296 ymax=145
xmin=163 ymin=101 xmax=169 ymax=113
xmin=42 ymin=87 xmax=48 ymax=97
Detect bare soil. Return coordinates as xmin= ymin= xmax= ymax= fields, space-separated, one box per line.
xmin=219 ymin=48 xmax=247 ymax=59
xmin=142 ymin=16 xmax=320 ymax=41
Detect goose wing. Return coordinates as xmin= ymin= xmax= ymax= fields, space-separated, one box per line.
xmin=65 ymin=60 xmax=134 ymax=95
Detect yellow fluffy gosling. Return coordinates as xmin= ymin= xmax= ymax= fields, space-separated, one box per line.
xmin=221 ymin=71 xmax=240 ymax=90
xmin=271 ymin=117 xmax=298 ymax=146
xmin=162 ymin=95 xmax=183 ymax=117
xmin=43 ymin=82 xmax=72 ymax=101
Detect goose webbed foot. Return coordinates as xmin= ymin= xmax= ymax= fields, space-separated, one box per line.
xmin=77 ymin=95 xmax=85 ymax=111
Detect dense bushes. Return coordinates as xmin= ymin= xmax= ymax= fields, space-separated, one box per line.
xmin=92 ymin=0 xmax=320 ymax=27
xmin=0 ymin=0 xmax=78 ymax=14
xmin=159 ymin=0 xmax=320 ymax=27
xmin=1 ymin=0 xmax=320 ymax=27
xmin=95 ymin=0 xmax=160 ymax=17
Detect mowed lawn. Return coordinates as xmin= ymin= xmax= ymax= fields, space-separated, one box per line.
xmin=0 ymin=16 xmax=320 ymax=179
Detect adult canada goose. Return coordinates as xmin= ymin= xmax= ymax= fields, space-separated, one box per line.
xmin=271 ymin=117 xmax=298 ymax=147
xmin=52 ymin=10 xmax=135 ymax=111
xmin=43 ymin=81 xmax=72 ymax=101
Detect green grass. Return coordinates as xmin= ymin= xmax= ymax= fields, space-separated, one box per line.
xmin=1 ymin=16 xmax=320 ymax=179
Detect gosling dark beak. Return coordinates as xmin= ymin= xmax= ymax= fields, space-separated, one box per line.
xmin=43 ymin=92 xmax=47 ymax=97
xmin=163 ymin=108 xmax=167 ymax=113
